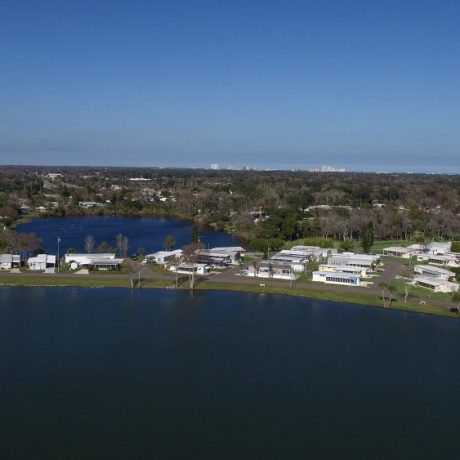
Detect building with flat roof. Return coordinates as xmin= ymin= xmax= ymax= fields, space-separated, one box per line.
xmin=413 ymin=275 xmax=459 ymax=293
xmin=245 ymin=261 xmax=296 ymax=281
xmin=413 ymin=265 xmax=456 ymax=281
xmin=146 ymin=249 xmax=183 ymax=265
xmin=312 ymin=271 xmax=361 ymax=286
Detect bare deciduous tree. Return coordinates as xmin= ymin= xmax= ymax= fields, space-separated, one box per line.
xmin=84 ymin=235 xmax=95 ymax=253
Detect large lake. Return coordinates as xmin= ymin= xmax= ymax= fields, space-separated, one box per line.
xmin=17 ymin=216 xmax=239 ymax=254
xmin=1 ymin=287 xmax=460 ymax=459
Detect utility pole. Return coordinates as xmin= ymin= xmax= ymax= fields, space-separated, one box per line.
xmin=57 ymin=236 xmax=61 ymax=272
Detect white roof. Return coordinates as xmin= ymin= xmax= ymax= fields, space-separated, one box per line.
xmin=0 ymin=254 xmax=21 ymax=263
xmin=197 ymin=250 xmax=232 ymax=258
xmin=414 ymin=265 xmax=455 ymax=277
xmin=28 ymin=254 xmax=56 ymax=264
xmin=146 ymin=249 xmax=183 ymax=258
xmin=290 ymin=246 xmax=323 ymax=252
xmin=383 ymin=246 xmax=411 ymax=253
xmin=314 ymin=271 xmax=360 ymax=280
xmin=211 ymin=246 xmax=245 ymax=252
xmin=270 ymin=255 xmax=305 ymax=263
xmin=177 ymin=263 xmax=209 ymax=269
xmin=341 ymin=252 xmax=379 ymax=260
xmin=429 ymin=242 xmax=451 ymax=249
xmin=66 ymin=253 xmax=115 ymax=259
xmin=91 ymin=258 xmax=124 ymax=265
xmin=414 ymin=275 xmax=456 ymax=287
xmin=319 ymin=264 xmax=364 ymax=272
xmin=329 ymin=256 xmax=374 ymax=265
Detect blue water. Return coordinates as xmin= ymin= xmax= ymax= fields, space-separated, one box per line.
xmin=17 ymin=216 xmax=239 ymax=255
xmin=1 ymin=287 xmax=460 ymax=459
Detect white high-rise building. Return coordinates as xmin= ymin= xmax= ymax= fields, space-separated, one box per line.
xmin=210 ymin=163 xmax=219 ymax=170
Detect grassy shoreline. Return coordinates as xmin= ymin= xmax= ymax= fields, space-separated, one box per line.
xmin=0 ymin=273 xmax=457 ymax=319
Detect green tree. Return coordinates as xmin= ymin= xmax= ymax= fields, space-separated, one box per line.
xmin=360 ymin=221 xmax=375 ymax=253
xmin=191 ymin=223 xmax=199 ymax=243
xmin=340 ymin=240 xmax=353 ymax=252
xmin=97 ymin=241 xmax=109 ymax=253
xmin=451 ymin=241 xmax=460 ymax=252
xmin=163 ymin=234 xmax=176 ymax=251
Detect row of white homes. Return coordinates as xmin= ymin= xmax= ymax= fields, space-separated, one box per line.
xmin=146 ymin=247 xmax=246 ymax=270
xmin=312 ymin=253 xmax=380 ymax=287
xmin=241 ymin=246 xmax=336 ymax=281
xmin=64 ymin=253 xmax=125 ymax=270
xmin=383 ymin=242 xmax=460 ymax=268
xmin=0 ymin=253 xmax=57 ymax=272
xmin=241 ymin=247 xmax=379 ymax=283
xmin=412 ymin=265 xmax=459 ymax=293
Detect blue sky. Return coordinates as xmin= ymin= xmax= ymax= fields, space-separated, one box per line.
xmin=0 ymin=0 xmax=459 ymax=171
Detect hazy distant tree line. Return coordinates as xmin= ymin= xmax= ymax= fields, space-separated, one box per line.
xmin=1 ymin=167 xmax=459 ymax=247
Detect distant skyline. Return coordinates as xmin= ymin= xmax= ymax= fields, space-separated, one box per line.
xmin=1 ymin=0 xmax=459 ymax=172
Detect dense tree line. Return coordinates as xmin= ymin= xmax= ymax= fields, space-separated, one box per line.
xmin=1 ymin=166 xmax=459 ymax=245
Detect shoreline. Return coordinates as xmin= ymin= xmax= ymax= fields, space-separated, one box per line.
xmin=0 ymin=273 xmax=457 ymax=319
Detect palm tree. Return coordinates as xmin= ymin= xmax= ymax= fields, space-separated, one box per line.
xmin=252 ymin=260 xmax=259 ymax=278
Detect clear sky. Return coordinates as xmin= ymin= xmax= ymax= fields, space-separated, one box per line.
xmin=1 ymin=0 xmax=459 ymax=172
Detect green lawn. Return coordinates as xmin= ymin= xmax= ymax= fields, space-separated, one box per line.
xmin=196 ymin=280 xmax=458 ymax=318
xmin=370 ymin=240 xmax=413 ymax=254
xmin=0 ymin=273 xmax=457 ymax=319
xmin=0 ymin=274 xmax=172 ymax=289
xmin=390 ymin=279 xmax=453 ymax=302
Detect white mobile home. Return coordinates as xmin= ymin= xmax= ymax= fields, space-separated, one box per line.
xmin=210 ymin=247 xmax=246 ymax=264
xmin=416 ymin=254 xmax=460 ymax=268
xmin=312 ymin=271 xmax=361 ymax=286
xmin=64 ymin=253 xmax=123 ymax=270
xmin=269 ymin=253 xmax=306 ymax=272
xmin=318 ymin=264 xmax=368 ymax=277
xmin=327 ymin=255 xmax=376 ymax=271
xmin=28 ymin=254 xmax=56 ymax=271
xmin=170 ymin=263 xmax=210 ymax=275
xmin=146 ymin=249 xmax=183 ymax=265
xmin=413 ymin=265 xmax=456 ymax=281
xmin=289 ymin=246 xmax=333 ymax=260
xmin=413 ymin=275 xmax=459 ymax=293
xmin=0 ymin=254 xmax=21 ymax=270
xmin=195 ymin=250 xmax=232 ymax=267
xmin=382 ymin=247 xmax=413 ymax=258
xmin=245 ymin=262 xmax=296 ymax=281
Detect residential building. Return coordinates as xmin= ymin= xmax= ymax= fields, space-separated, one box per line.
xmin=413 ymin=275 xmax=459 ymax=293
xmin=0 ymin=254 xmax=21 ymax=270
xmin=413 ymin=265 xmax=456 ymax=281
xmin=28 ymin=254 xmax=56 ymax=271
xmin=318 ymin=264 xmax=368 ymax=277
xmin=65 ymin=253 xmax=123 ymax=270
xmin=146 ymin=249 xmax=183 ymax=265
xmin=312 ymin=271 xmax=361 ymax=286
xmin=245 ymin=261 xmax=296 ymax=280
xmin=382 ymin=247 xmax=413 ymax=258
xmin=170 ymin=263 xmax=210 ymax=275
